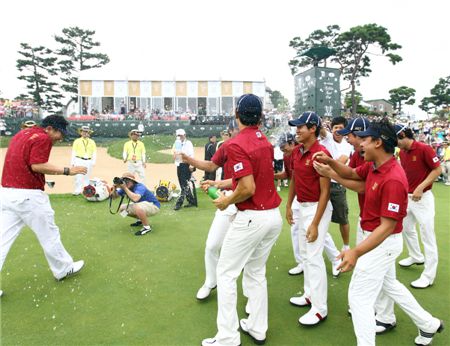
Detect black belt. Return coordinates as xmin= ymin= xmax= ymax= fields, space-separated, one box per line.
xmin=76 ymin=156 xmax=91 ymax=160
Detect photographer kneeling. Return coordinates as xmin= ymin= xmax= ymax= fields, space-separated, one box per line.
xmin=111 ymin=172 xmax=160 ymax=236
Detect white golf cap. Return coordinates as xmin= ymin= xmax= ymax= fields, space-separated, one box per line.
xmin=176 ymin=129 xmax=186 ymax=136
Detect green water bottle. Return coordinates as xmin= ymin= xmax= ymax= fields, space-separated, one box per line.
xmin=207 ymin=186 xmax=220 ymax=200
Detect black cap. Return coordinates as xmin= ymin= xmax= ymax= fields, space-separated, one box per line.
xmin=41 ymin=115 xmax=69 ymax=136
xmin=236 ymin=94 xmax=263 ymax=125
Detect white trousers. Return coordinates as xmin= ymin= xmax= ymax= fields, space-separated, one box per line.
xmin=203 ymin=203 xmax=238 ymax=288
xmin=402 ymin=190 xmax=438 ymax=283
xmin=0 ymin=188 xmax=74 ymax=279
xmin=298 ymin=201 xmax=332 ymax=316
xmin=215 ymin=208 xmax=282 ymax=346
xmin=349 ymin=231 xmax=436 ymax=346
xmin=127 ymin=161 xmax=146 ymax=183
xmin=291 ymin=200 xmax=339 ymax=266
xmin=73 ymin=157 xmax=93 ymax=194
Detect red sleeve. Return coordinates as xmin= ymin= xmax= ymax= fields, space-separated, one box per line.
xmin=211 ymin=143 xmax=226 ymax=167
xmin=355 ymin=162 xmax=371 ymax=180
xmin=349 ymin=153 xmax=357 ymax=168
xmin=379 ymin=180 xmax=408 ymax=221
xmin=227 ymin=142 xmax=253 ymax=180
xmin=29 ymin=135 xmax=52 ymax=165
xmin=423 ymin=145 xmax=441 ymax=170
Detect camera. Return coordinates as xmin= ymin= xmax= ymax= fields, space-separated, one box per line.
xmin=113 ymin=177 xmax=124 ymax=185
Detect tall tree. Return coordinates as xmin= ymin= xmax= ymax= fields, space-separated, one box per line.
xmin=333 ymin=24 xmax=402 ymax=116
xmin=344 ymin=90 xmax=368 ymax=114
xmin=289 ymin=25 xmax=340 ymax=75
xmin=389 ymin=86 xmax=416 ymax=115
xmin=54 ymin=27 xmax=110 ymax=107
xmin=270 ymin=90 xmax=288 ymax=109
xmin=16 ymin=43 xmax=63 ymax=113
xmin=419 ymin=76 xmax=450 ymax=116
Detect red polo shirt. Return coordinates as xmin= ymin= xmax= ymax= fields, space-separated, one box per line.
xmin=291 ymin=140 xmax=331 ymax=202
xmin=1 ymin=127 xmax=52 ymax=190
xmin=227 ymin=126 xmax=281 ymax=211
xmin=349 ymin=151 xmax=367 ymax=215
xmin=211 ymin=140 xmax=233 ymax=191
xmin=283 ymin=147 xmax=296 ymax=179
xmin=399 ymin=140 xmax=440 ymax=193
xmin=355 ymin=157 xmax=408 ymax=234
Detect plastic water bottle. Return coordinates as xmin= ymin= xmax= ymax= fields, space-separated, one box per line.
xmin=174 ymin=138 xmax=182 ymax=152
xmin=207 ymin=186 xmax=220 ymax=200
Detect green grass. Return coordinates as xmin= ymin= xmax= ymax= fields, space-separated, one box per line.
xmin=1 ymin=185 xmax=449 ymax=345
xmin=107 ymin=135 xmax=208 ymax=163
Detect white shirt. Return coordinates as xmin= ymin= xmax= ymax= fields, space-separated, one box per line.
xmin=274 ymin=145 xmax=284 ymax=160
xmin=320 ymin=130 xmax=353 ymax=183
xmin=173 ymin=139 xmax=194 ymax=166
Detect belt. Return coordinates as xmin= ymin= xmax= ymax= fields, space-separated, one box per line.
xmin=76 ymin=156 xmax=91 ymax=160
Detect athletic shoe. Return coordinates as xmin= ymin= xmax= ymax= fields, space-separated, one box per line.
xmin=0 ymin=290 xmax=3 ymax=297
xmin=332 ymin=259 xmax=341 ymax=277
xmin=245 ymin=301 xmax=251 ymax=315
xmin=240 ymin=319 xmax=266 ymax=345
xmin=288 ymin=263 xmax=304 ymax=275
xmin=414 ymin=319 xmax=444 ymax=345
xmin=411 ymin=277 xmax=433 ymax=289
xmin=298 ymin=308 xmax=327 ymax=326
xmin=290 ymin=295 xmax=311 ymax=307
xmin=130 ymin=220 xmax=143 ymax=227
xmin=445 ymin=182 xmax=450 ymax=186
xmin=399 ymin=257 xmax=425 ymax=267
xmin=57 ymin=260 xmax=84 ymax=281
xmin=201 ymin=337 xmax=241 ymax=346
xmin=196 ymin=285 xmax=216 ymax=300
xmin=375 ymin=320 xmax=397 ymax=334
xmin=135 ymin=226 xmax=152 ymax=236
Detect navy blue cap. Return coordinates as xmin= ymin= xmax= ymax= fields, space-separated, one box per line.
xmin=355 ymin=125 xmax=397 ymax=146
xmin=288 ymin=112 xmax=321 ymax=127
xmin=337 ymin=117 xmax=370 ymax=136
xmin=236 ymin=94 xmax=263 ymax=123
xmin=41 ymin=115 xmax=69 ymax=136
xmin=278 ymin=132 xmax=296 ymax=147
xmin=394 ymin=124 xmax=408 ymax=135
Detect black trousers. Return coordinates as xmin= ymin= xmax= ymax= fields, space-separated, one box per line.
xmin=176 ymin=163 xmax=196 ymax=207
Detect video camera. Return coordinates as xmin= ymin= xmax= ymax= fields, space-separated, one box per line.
xmin=113 ymin=177 xmax=124 ymax=185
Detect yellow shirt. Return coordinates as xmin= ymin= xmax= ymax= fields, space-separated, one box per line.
xmin=72 ymin=137 xmax=96 ymax=159
xmin=123 ymin=140 xmax=146 ymax=162
xmin=443 ymin=147 xmax=450 ymax=161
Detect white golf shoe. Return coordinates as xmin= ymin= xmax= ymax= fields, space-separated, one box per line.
xmin=290 ymin=294 xmax=311 ymax=307
xmin=414 ymin=318 xmax=444 ymax=345
xmin=57 ymin=260 xmax=84 ymax=281
xmin=399 ymin=257 xmax=424 ymax=267
xmin=288 ymin=263 xmax=304 ymax=275
xmin=298 ymin=308 xmax=327 ymax=326
xmin=196 ymin=285 xmax=215 ymax=300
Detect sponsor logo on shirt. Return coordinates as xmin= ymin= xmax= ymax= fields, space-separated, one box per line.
xmin=305 ymin=159 xmax=310 ymax=166
xmin=372 ymin=182 xmax=378 ymax=190
xmin=234 ymin=162 xmax=243 ymax=172
xmin=432 ymin=157 xmax=439 ymax=163
xmin=388 ymin=203 xmax=400 ymax=213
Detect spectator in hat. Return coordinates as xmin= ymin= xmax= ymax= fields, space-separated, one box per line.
xmin=172 ymin=129 xmax=196 ymax=210
xmin=441 ymin=141 xmax=450 ymax=185
xmin=110 ymin=172 xmax=160 ymax=236
xmin=204 ymin=135 xmax=218 ymax=181
xmin=1 ymin=115 xmax=87 ymax=297
xmin=123 ymin=129 xmax=146 ymax=183
xmin=20 ymin=120 xmax=37 ymax=129
xmin=71 ymin=125 xmax=97 ymax=195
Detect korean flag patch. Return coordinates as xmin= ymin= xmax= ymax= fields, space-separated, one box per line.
xmin=388 ymin=203 xmax=400 ymax=213
xmin=234 ymin=162 xmax=243 ymax=172
xmin=432 ymin=157 xmax=439 ymax=163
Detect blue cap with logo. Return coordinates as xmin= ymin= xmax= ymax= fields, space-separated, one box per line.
xmin=394 ymin=124 xmax=408 ymax=135
xmin=288 ymin=111 xmax=322 ymax=127
xmin=278 ymin=132 xmax=296 ymax=147
xmin=337 ymin=117 xmax=370 ymax=136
